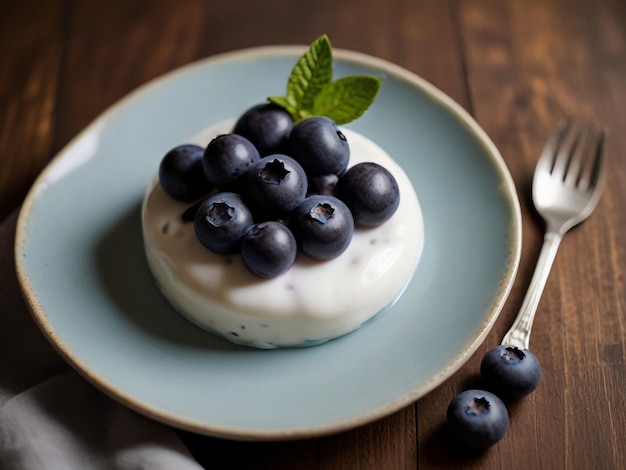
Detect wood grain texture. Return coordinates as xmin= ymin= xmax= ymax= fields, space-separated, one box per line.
xmin=52 ymin=0 xmax=212 ymax=149
xmin=1 ymin=0 xmax=625 ymax=468
xmin=0 ymin=0 xmax=65 ymax=220
xmin=418 ymin=1 xmax=626 ymax=469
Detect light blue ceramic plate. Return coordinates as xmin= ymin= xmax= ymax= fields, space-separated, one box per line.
xmin=15 ymin=46 xmax=521 ymax=440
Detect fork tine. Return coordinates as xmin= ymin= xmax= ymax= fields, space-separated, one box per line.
xmin=536 ymin=120 xmax=568 ymax=175
xmin=577 ymin=128 xmax=606 ymax=192
xmin=551 ymin=119 xmax=583 ymax=180
xmin=564 ymin=122 xmax=593 ymax=187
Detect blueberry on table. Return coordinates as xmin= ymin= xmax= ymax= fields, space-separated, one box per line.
xmin=335 ymin=162 xmax=400 ymax=226
xmin=194 ymin=192 xmax=253 ymax=254
xmin=289 ymin=116 xmax=350 ymax=176
xmin=289 ymin=195 xmax=354 ymax=260
xmin=447 ymin=389 xmax=509 ymax=449
xmin=233 ymin=103 xmax=294 ymax=156
xmin=480 ymin=345 xmax=542 ymax=401
xmin=202 ymin=134 xmax=260 ymax=188
xmin=241 ymin=221 xmax=297 ymax=278
xmin=159 ymin=144 xmax=212 ymax=201
xmin=245 ymin=155 xmax=308 ymax=219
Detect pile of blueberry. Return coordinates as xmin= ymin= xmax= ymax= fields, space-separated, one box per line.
xmin=446 ymin=345 xmax=542 ymax=449
xmin=158 ymin=103 xmax=400 ymax=278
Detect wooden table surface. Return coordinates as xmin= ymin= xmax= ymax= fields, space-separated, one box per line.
xmin=2 ymin=0 xmax=625 ymax=468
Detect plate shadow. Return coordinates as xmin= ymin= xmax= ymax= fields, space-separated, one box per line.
xmin=94 ymin=201 xmax=243 ymax=352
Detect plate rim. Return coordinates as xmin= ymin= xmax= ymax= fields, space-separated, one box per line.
xmin=14 ymin=44 xmax=522 ymax=440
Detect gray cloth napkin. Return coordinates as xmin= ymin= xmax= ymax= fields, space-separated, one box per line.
xmin=0 ymin=209 xmax=203 ymax=470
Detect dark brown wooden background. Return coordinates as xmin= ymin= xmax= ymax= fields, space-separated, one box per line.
xmin=2 ymin=0 xmax=625 ymax=468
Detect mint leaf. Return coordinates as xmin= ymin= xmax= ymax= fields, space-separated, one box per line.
xmin=286 ymin=34 xmax=333 ymax=117
xmin=312 ymin=75 xmax=382 ymax=125
xmin=267 ymin=95 xmax=293 ymax=112
xmin=268 ymin=35 xmax=382 ymax=124
xmin=268 ymin=35 xmax=333 ymax=120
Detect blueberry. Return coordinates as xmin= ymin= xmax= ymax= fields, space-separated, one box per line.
xmin=335 ymin=162 xmax=400 ymax=226
xmin=233 ymin=103 xmax=294 ymax=156
xmin=202 ymin=134 xmax=260 ymax=188
xmin=159 ymin=144 xmax=212 ymax=201
xmin=241 ymin=221 xmax=297 ymax=278
xmin=289 ymin=195 xmax=354 ymax=260
xmin=308 ymin=173 xmax=338 ymax=196
xmin=245 ymin=155 xmax=307 ymax=219
xmin=447 ymin=389 xmax=509 ymax=449
xmin=289 ymin=116 xmax=350 ymax=176
xmin=480 ymin=345 xmax=542 ymax=401
xmin=194 ymin=192 xmax=253 ymax=254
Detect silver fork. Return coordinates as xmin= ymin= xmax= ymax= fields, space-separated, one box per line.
xmin=502 ymin=118 xmax=607 ymax=350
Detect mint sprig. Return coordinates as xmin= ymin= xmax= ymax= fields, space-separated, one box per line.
xmin=268 ymin=35 xmax=381 ymax=125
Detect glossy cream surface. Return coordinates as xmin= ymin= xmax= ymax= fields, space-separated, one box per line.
xmin=142 ymin=120 xmax=424 ymax=348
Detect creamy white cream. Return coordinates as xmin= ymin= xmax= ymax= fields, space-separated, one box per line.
xmin=142 ymin=121 xmax=424 ymax=348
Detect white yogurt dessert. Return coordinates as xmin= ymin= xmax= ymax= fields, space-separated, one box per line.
xmin=142 ymin=120 xmax=424 ymax=348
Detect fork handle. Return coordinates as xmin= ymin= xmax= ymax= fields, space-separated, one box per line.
xmin=501 ymin=230 xmax=563 ymax=350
